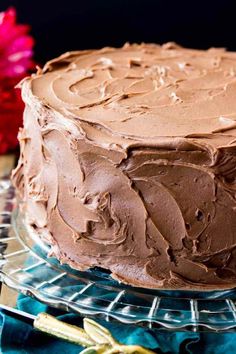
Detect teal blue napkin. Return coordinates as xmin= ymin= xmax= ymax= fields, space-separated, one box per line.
xmin=0 ymin=292 xmax=201 ymax=353
xmin=1 ymin=293 xmax=236 ymax=353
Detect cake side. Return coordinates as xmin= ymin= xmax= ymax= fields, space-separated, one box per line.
xmin=12 ymin=43 xmax=236 ymax=289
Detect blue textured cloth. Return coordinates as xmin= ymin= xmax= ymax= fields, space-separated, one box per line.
xmin=0 ymin=293 xmax=236 ymax=353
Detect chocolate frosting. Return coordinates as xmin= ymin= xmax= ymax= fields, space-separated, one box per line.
xmin=12 ymin=43 xmax=236 ymax=289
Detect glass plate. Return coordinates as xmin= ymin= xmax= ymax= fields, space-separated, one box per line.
xmin=2 ymin=178 xmax=236 ymax=332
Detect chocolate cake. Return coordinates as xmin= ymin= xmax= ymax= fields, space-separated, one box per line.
xmin=12 ymin=43 xmax=236 ymax=290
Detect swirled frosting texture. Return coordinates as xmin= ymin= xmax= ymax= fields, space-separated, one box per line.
xmin=12 ymin=43 xmax=236 ymax=289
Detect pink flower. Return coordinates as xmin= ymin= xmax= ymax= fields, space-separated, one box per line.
xmin=0 ymin=7 xmax=34 ymax=154
xmin=0 ymin=7 xmax=34 ymax=78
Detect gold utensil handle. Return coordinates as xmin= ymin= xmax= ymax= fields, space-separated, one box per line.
xmin=34 ymin=313 xmax=156 ymax=353
xmin=34 ymin=312 xmax=95 ymax=347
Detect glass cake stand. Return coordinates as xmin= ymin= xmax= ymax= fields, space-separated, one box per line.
xmin=2 ymin=178 xmax=236 ymax=332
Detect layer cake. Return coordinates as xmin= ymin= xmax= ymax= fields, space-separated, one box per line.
xmin=12 ymin=43 xmax=236 ymax=290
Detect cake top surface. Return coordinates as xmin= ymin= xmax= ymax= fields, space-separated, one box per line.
xmin=24 ymin=43 xmax=236 ymax=148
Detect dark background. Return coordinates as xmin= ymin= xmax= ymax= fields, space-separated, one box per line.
xmin=1 ymin=0 xmax=236 ymax=64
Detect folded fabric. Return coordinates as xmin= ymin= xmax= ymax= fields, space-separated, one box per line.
xmin=0 ymin=293 xmax=235 ymax=353
xmin=0 ymin=292 xmax=195 ymax=354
